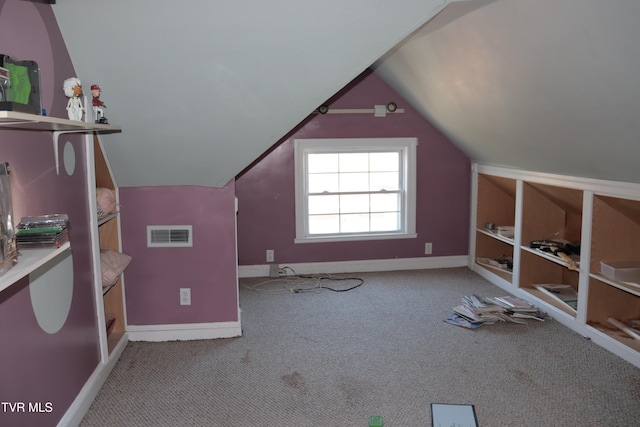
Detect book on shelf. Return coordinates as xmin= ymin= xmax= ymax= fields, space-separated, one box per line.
xmin=533 ymin=284 xmax=578 ymax=311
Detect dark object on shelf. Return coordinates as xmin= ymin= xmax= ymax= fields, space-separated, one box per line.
xmin=0 ymin=55 xmax=42 ymax=115
xmin=530 ymin=239 xmax=580 ymax=255
xmin=530 ymin=239 xmax=580 ymax=271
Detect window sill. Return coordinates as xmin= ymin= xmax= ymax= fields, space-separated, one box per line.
xmin=295 ymin=232 xmax=417 ymax=244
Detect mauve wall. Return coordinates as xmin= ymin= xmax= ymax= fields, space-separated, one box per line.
xmin=119 ymin=182 xmax=239 ymax=325
xmin=0 ymin=1 xmax=100 ymax=426
xmin=236 ymin=70 xmax=471 ymax=266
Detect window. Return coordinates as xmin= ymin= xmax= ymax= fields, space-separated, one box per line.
xmin=294 ymin=138 xmax=417 ymax=243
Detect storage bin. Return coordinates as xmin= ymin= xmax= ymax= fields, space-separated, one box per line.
xmin=600 ymin=260 xmax=640 ymax=283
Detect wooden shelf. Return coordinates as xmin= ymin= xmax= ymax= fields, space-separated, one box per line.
xmin=0 ymin=242 xmax=71 ymax=294
xmin=0 ymin=111 xmax=121 ymax=133
xmin=473 ymin=164 xmax=640 ymax=368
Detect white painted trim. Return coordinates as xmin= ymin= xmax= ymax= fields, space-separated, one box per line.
xmin=293 ymin=137 xmax=418 ymax=242
xmin=474 ymin=164 xmax=640 ymax=199
xmin=57 ymin=334 xmax=128 ymax=427
xmin=238 ymin=255 xmax=468 ymax=278
xmin=127 ymin=321 xmax=242 ymax=342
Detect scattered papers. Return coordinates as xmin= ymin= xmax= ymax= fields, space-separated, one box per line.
xmin=444 ymin=294 xmax=545 ymax=329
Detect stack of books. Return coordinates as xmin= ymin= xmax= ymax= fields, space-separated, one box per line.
xmin=444 ymin=294 xmax=545 ymax=329
xmin=16 ymin=214 xmax=69 ymax=249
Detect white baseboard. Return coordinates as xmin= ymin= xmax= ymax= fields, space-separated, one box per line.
xmin=126 ymin=321 xmax=242 ymax=342
xmin=58 ymin=334 xmax=128 ymax=427
xmin=238 ymin=255 xmax=468 ymax=278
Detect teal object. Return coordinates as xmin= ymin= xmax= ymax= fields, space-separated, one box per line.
xmin=369 ymin=415 xmax=383 ymax=427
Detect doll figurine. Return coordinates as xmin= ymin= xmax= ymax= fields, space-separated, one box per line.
xmin=91 ymin=84 xmax=108 ymax=124
xmin=63 ymin=77 xmax=84 ymax=121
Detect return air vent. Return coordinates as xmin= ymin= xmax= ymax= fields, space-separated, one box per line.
xmin=147 ymin=225 xmax=193 ymax=247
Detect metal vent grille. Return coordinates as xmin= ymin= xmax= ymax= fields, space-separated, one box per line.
xmin=147 ymin=225 xmax=193 ymax=247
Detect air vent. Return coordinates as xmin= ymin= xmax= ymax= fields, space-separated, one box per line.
xmin=147 ymin=225 xmax=193 ymax=247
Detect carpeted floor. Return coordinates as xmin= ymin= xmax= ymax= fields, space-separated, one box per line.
xmin=80 ymin=268 xmax=640 ymax=426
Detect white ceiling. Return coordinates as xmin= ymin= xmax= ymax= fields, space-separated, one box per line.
xmin=53 ymin=0 xmax=451 ymax=187
xmin=375 ymin=0 xmax=640 ymax=184
xmin=54 ymin=0 xmax=640 ymax=188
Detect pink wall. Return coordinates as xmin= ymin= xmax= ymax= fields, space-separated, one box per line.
xmin=236 ymin=70 xmax=471 ymax=265
xmin=0 ymin=1 xmax=101 ymax=426
xmin=119 ymin=182 xmax=238 ymax=325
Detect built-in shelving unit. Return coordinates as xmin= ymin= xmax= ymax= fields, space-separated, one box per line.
xmin=471 ymin=164 xmax=640 ymax=368
xmin=0 ymin=111 xmax=126 ymax=360
xmin=90 ymin=135 xmax=127 ymax=357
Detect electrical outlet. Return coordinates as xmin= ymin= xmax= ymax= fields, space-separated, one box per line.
xmin=425 ymin=242 xmax=433 ymax=255
xmin=180 ymin=288 xmax=191 ymax=306
xmin=266 ymin=249 xmax=275 ymax=263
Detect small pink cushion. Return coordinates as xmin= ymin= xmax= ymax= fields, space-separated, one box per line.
xmin=100 ymin=250 xmax=132 ymax=287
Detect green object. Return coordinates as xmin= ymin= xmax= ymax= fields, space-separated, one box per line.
xmin=369 ymin=415 xmax=383 ymax=427
xmin=5 ymin=63 xmax=31 ymax=104
xmin=17 ymin=226 xmax=63 ymax=235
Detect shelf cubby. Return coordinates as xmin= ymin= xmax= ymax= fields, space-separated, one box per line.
xmin=475 ymin=173 xmax=516 ymax=229
xmin=519 ymin=248 xmax=579 ymax=317
xmin=521 ymin=182 xmax=583 ymax=246
xmin=587 ymin=278 xmax=640 ymax=353
xmin=474 ymin=174 xmax=516 ymax=283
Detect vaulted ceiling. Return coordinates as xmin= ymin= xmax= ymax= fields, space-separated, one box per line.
xmin=54 ymin=0 xmax=640 ymax=188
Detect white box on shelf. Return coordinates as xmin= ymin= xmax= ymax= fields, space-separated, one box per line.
xmin=601 ymin=260 xmax=640 ymax=283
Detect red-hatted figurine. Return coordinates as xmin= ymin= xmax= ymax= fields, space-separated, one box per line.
xmin=91 ymin=84 xmax=108 ymax=124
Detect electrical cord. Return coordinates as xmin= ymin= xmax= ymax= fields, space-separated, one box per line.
xmin=242 ymin=266 xmax=363 ymax=294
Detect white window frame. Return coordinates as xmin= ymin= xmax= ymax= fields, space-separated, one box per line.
xmin=294 ymin=137 xmax=418 ymax=243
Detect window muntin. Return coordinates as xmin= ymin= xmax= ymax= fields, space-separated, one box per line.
xmin=294 ymin=138 xmax=417 ymax=243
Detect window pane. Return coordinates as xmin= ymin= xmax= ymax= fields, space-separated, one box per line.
xmin=370 ymin=193 xmax=400 ymax=213
xmin=308 ymin=195 xmax=339 ymax=215
xmin=370 ymin=172 xmax=400 ymax=191
xmin=339 ymin=153 xmax=369 ymax=172
xmin=340 ymin=194 xmax=369 ymax=214
xmin=340 ymin=213 xmax=370 ymax=233
xmin=371 ymin=212 xmax=400 ymax=232
xmin=370 ymin=152 xmax=399 ymax=172
xmin=339 ymin=172 xmax=369 ymax=192
xmin=308 ymin=173 xmax=339 ymax=193
xmin=309 ymin=214 xmax=339 ymax=234
xmin=308 ymin=153 xmax=338 ymax=173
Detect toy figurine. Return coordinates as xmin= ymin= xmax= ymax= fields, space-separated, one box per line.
xmin=63 ymin=77 xmax=84 ymax=121
xmin=91 ymin=84 xmax=108 ymax=124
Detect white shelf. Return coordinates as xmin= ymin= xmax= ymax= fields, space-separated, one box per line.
xmin=476 ymin=227 xmax=514 ymax=245
xmin=0 ymin=241 xmax=71 ymax=293
xmin=0 ymin=111 xmax=121 ymax=133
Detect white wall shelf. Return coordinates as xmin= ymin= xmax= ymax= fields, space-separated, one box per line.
xmin=0 ymin=111 xmax=121 ymax=133
xmin=0 ymin=242 xmax=71 ymax=294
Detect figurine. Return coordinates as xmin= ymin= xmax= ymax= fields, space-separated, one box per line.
xmin=91 ymin=84 xmax=108 ymax=124
xmin=63 ymin=77 xmax=84 ymax=121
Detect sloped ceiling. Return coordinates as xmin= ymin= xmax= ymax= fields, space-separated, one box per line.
xmin=53 ymin=1 xmax=640 ymax=188
xmin=52 ymin=0 xmax=451 ymax=188
xmin=374 ymin=0 xmax=640 ymax=184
